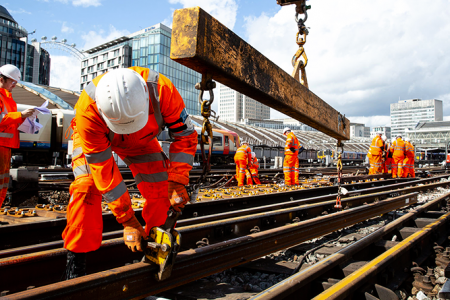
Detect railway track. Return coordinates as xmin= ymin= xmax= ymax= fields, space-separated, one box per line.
xmin=1 ymin=175 xmax=450 ymax=298
xmin=250 ymin=191 xmax=450 ymax=300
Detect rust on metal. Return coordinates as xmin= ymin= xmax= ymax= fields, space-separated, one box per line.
xmin=170 ymin=7 xmax=350 ymax=140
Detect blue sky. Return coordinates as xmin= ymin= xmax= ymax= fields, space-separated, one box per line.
xmin=6 ymin=0 xmax=450 ymax=127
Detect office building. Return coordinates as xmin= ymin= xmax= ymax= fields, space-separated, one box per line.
xmin=0 ymin=6 xmax=50 ymax=85
xmin=370 ymin=126 xmax=391 ymax=139
xmin=390 ymin=99 xmax=443 ymax=138
xmin=350 ymin=123 xmax=370 ymax=138
xmin=80 ymin=23 xmax=201 ymax=116
xmin=218 ymin=84 xmax=270 ymax=122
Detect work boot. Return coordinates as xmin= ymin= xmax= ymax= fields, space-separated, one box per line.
xmin=65 ymin=250 xmax=86 ymax=280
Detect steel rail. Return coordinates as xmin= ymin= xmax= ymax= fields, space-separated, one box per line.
xmin=0 ymin=176 xmax=446 ymax=251
xmin=0 ymin=189 xmax=420 ymax=293
xmin=2 ymin=177 xmax=449 ymax=259
xmin=249 ymin=191 xmax=450 ymax=300
xmin=5 ymin=193 xmax=417 ymax=299
xmin=315 ymin=212 xmax=450 ymax=299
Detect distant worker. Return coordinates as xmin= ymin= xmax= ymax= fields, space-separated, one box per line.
xmin=368 ymin=133 xmax=384 ymax=174
xmin=283 ymin=127 xmax=303 ymax=185
xmin=403 ymin=137 xmax=415 ymax=178
xmin=234 ymin=141 xmax=252 ymax=186
xmin=390 ymin=135 xmax=405 ymax=178
xmin=384 ymin=138 xmax=393 ymax=174
xmin=62 ymin=67 xmax=197 ymax=279
xmin=0 ymin=65 xmax=36 ymax=207
xmin=249 ymin=152 xmax=261 ymax=185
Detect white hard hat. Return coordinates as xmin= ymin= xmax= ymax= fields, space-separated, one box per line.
xmin=381 ymin=135 xmax=387 ymax=141
xmin=251 ymin=152 xmax=256 ymax=158
xmin=404 ymin=137 xmax=410 ymax=142
xmin=95 ymin=69 xmax=149 ymax=134
xmin=396 ymin=135 xmax=402 ymax=139
xmin=283 ymin=127 xmax=291 ymax=134
xmin=0 ymin=64 xmax=21 ymax=82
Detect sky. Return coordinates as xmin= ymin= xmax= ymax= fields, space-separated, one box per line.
xmin=6 ymin=0 xmax=450 ymax=128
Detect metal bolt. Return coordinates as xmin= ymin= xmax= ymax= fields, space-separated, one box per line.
xmin=123 ymin=285 xmax=128 ymax=292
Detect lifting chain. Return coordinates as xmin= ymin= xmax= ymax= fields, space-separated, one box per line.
xmin=194 ymin=73 xmax=217 ymax=187
xmin=335 ymin=140 xmax=344 ymax=209
xmin=291 ymin=0 xmax=311 ymax=88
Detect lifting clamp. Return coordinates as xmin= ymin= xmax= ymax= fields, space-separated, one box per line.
xmin=142 ymin=208 xmax=182 ymax=281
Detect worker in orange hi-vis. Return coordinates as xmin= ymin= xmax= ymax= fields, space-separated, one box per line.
xmin=283 ymin=127 xmax=302 ymax=186
xmin=384 ymin=138 xmax=393 ymax=174
xmin=0 ymin=65 xmax=36 ymax=207
xmin=249 ymin=152 xmax=261 ymax=185
xmin=62 ymin=67 xmax=197 ymax=279
xmin=390 ymin=135 xmax=405 ymax=178
xmin=368 ymin=133 xmax=384 ymax=175
xmin=403 ymin=137 xmax=415 ymax=178
xmin=234 ymin=141 xmax=252 ymax=186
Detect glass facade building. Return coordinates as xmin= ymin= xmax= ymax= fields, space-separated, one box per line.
xmin=0 ymin=5 xmax=51 ymax=85
xmin=81 ymin=23 xmax=201 ymax=116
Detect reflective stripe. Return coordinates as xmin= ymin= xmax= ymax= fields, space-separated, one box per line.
xmin=170 ymin=152 xmax=194 ymax=165
xmin=0 ymin=132 xmax=13 ymax=138
xmin=85 ymin=147 xmax=112 ymax=164
xmin=85 ymin=82 xmax=96 ymax=100
xmin=135 ymin=171 xmax=168 ymax=185
xmin=171 ymin=126 xmax=196 ymax=137
xmin=146 ymin=71 xmax=164 ymax=133
xmin=0 ymin=113 xmax=5 ymax=122
xmin=103 ymin=181 xmax=127 ymax=203
xmin=73 ymin=164 xmax=91 ymax=178
xmin=0 ymin=173 xmax=8 ymax=180
xmin=123 ymin=153 xmax=164 ymax=166
xmin=73 ymin=147 xmax=83 ymax=158
xmin=69 ymin=195 xmax=74 ymax=204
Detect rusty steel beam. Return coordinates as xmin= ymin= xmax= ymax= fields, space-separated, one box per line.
xmin=170 ymin=7 xmax=350 ymax=140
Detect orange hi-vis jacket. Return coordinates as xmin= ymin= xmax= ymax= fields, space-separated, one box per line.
xmin=369 ymin=135 xmax=383 ymax=156
xmin=405 ymin=141 xmax=415 ymax=158
xmin=235 ymin=144 xmax=252 ymax=164
xmin=72 ymin=66 xmax=197 ymax=223
xmin=285 ymin=132 xmax=300 ymax=155
xmin=251 ymin=157 xmax=259 ymax=170
xmin=391 ymin=138 xmax=405 ymax=159
xmin=0 ymin=89 xmax=24 ymax=149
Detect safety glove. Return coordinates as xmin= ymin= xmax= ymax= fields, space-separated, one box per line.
xmin=168 ymin=181 xmax=190 ymax=212
xmin=290 ymin=147 xmax=296 ymax=153
xmin=122 ymin=215 xmax=148 ymax=252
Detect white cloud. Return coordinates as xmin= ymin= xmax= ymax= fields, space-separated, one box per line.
xmin=55 ymin=0 xmax=102 ymax=7
xmin=80 ymin=25 xmax=130 ymax=50
xmin=9 ymin=8 xmax=31 ymax=14
xmin=61 ymin=22 xmax=74 ymax=34
xmin=49 ymin=55 xmax=80 ymax=91
xmin=243 ymin=0 xmax=450 ymax=120
xmin=168 ymin=0 xmax=238 ymax=30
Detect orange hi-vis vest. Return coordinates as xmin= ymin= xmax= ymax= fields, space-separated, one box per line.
xmin=235 ymin=144 xmax=252 ymax=164
xmin=391 ymin=138 xmax=405 ymax=158
xmin=405 ymin=141 xmax=415 ymax=158
xmin=369 ymin=135 xmax=383 ymax=156
xmin=252 ymin=157 xmax=259 ymax=169
xmin=73 ymin=66 xmax=197 ymax=222
xmin=285 ymin=132 xmax=300 ymax=155
xmin=0 ymin=89 xmax=23 ymax=149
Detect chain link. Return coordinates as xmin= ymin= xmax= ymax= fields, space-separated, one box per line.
xmin=194 ymin=75 xmax=217 ymax=186
xmin=291 ymin=2 xmax=311 ymax=88
xmin=335 ymin=141 xmax=344 ymax=209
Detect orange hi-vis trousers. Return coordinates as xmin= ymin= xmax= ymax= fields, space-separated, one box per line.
xmin=384 ymin=157 xmax=392 ymax=173
xmin=249 ymin=168 xmax=261 ymax=185
xmin=283 ymin=154 xmax=299 ymax=186
xmin=0 ymin=146 xmax=11 ymax=207
xmin=402 ymin=157 xmax=415 ymax=178
xmin=235 ymin=159 xmax=251 ymax=186
xmin=369 ymin=155 xmax=383 ymax=174
xmin=391 ymin=156 xmax=404 ymax=178
xmin=63 ymin=134 xmax=170 ymax=253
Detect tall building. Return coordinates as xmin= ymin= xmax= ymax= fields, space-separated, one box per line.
xmin=218 ymin=84 xmax=270 ymax=122
xmin=80 ymin=23 xmax=201 ymax=116
xmin=390 ymin=99 xmax=443 ymax=138
xmin=0 ymin=5 xmax=50 ymax=85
